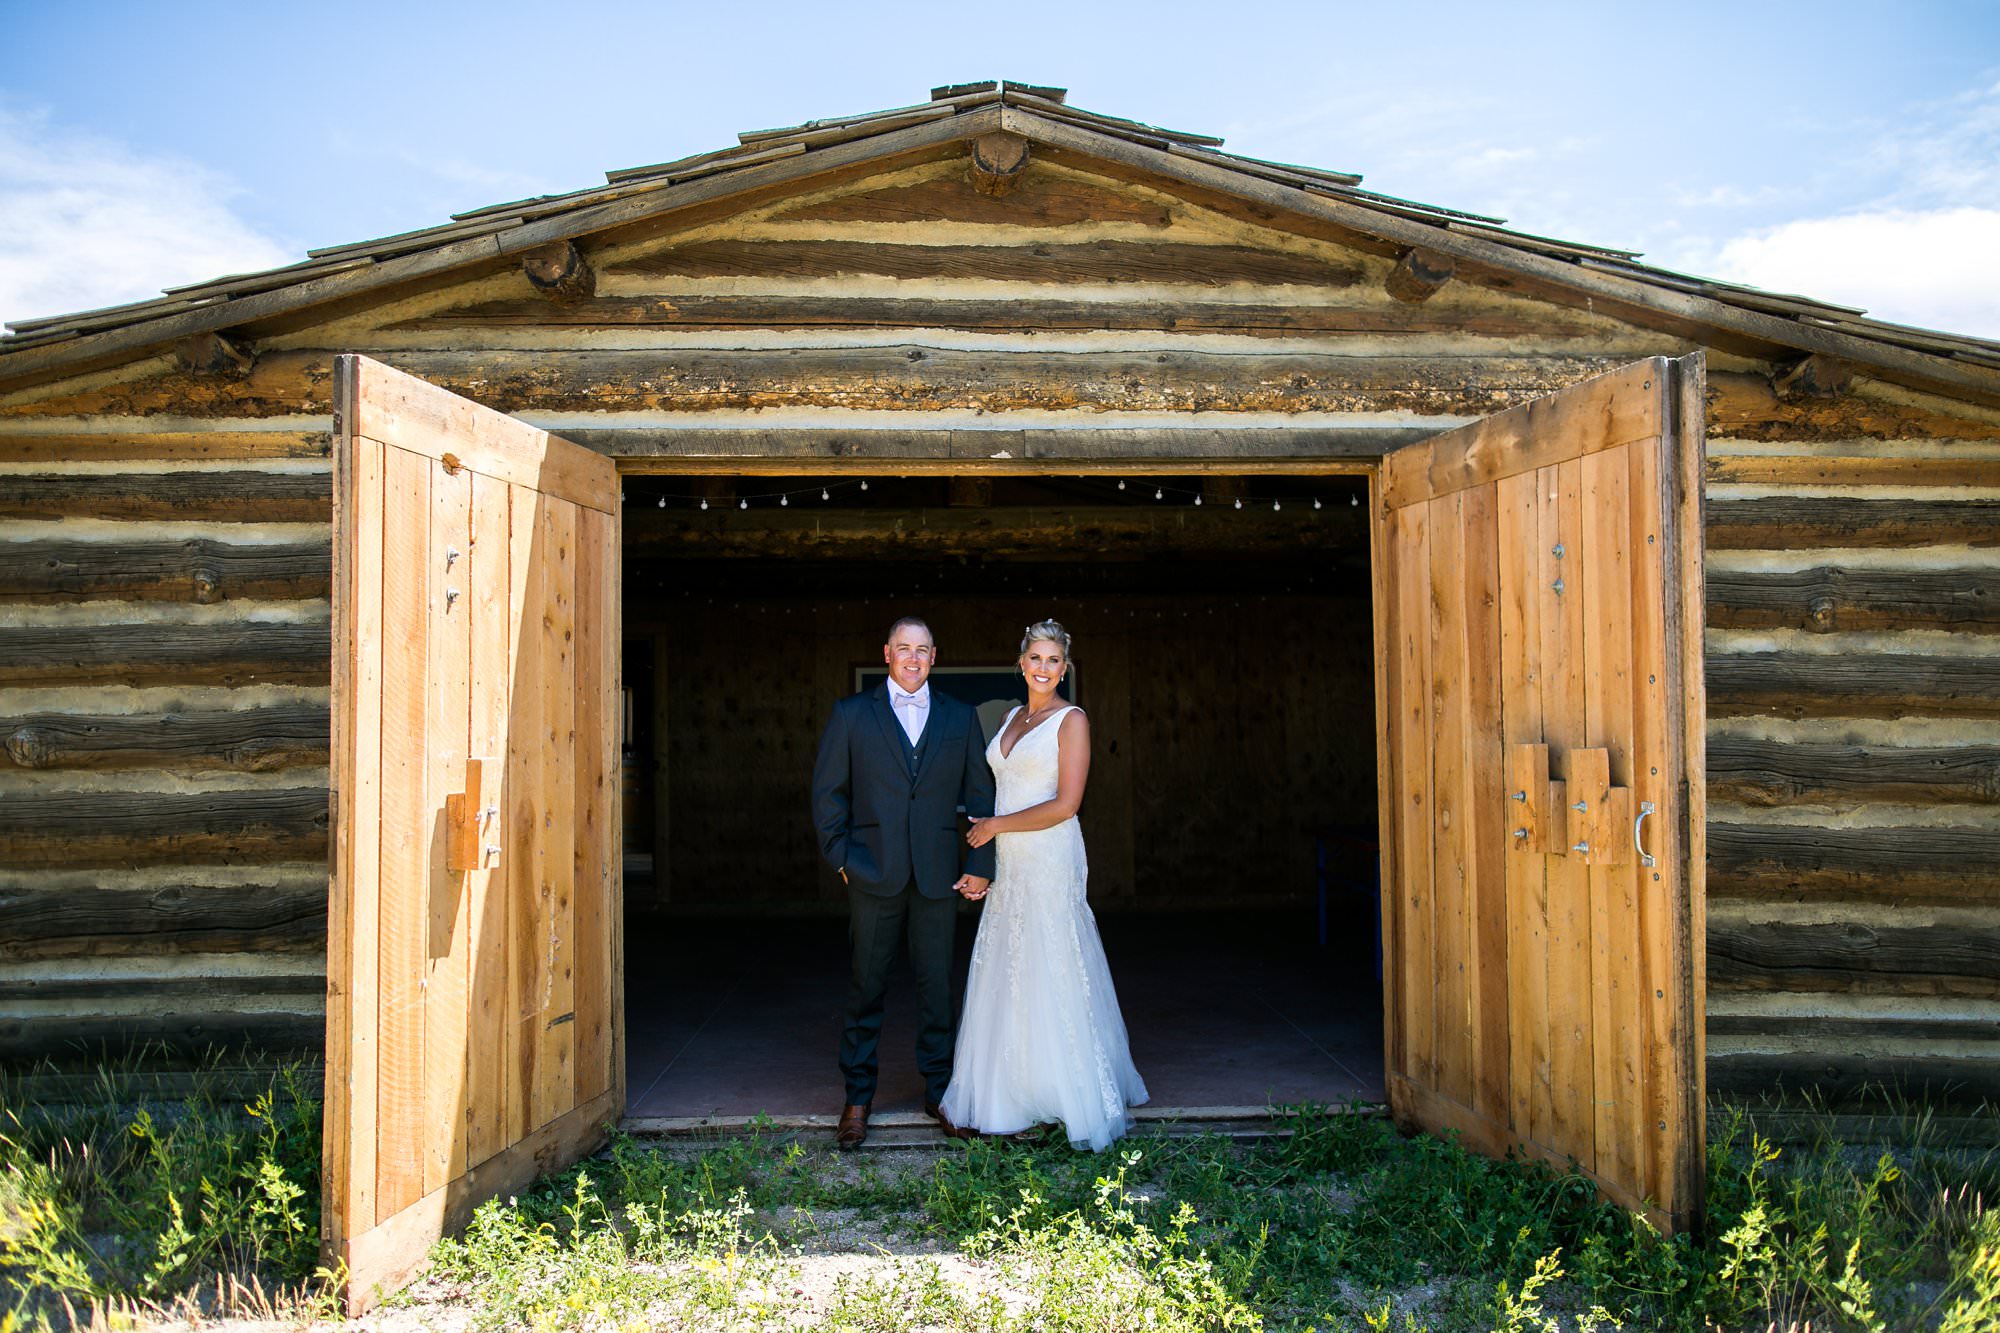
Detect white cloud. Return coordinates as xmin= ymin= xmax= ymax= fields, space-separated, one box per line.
xmin=1699 ymin=207 xmax=2000 ymax=340
xmin=0 ymin=108 xmax=296 ymax=328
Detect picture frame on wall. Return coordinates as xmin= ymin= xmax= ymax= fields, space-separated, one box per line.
xmin=855 ymin=664 xmax=1079 ymax=744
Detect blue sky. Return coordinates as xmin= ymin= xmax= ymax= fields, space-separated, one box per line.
xmin=4 ymin=0 xmax=1998 ymax=336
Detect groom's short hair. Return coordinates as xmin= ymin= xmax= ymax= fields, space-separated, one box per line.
xmin=885 ymin=615 xmax=933 ymax=646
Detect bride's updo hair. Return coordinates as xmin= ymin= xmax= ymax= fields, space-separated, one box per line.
xmin=1020 ymin=618 xmax=1073 ymax=661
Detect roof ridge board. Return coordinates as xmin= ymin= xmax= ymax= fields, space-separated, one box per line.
xmin=1803 ymin=312 xmax=2000 ymax=357
xmin=1166 ymin=144 xmax=1363 ymax=195
xmin=1441 ymin=218 xmax=1641 ymax=261
xmin=6 ymin=293 xmax=224 ymax=338
xmin=1320 ymin=187 xmax=1506 ymax=227
xmin=1005 ymin=92 xmax=1226 ymax=147
xmin=604 ymin=137 xmax=811 ymax=187
xmin=161 ymin=254 xmax=374 ymax=297
xmin=736 ymin=90 xmax=997 ymax=146
xmin=6 ymin=289 xmax=222 ymax=335
xmin=1168 ymin=142 xmax=1362 ymax=188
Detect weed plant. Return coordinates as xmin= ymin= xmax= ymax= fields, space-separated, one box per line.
xmin=0 ymin=1049 xmax=328 ymax=1328
xmin=427 ymin=1098 xmax=1999 ymax=1332
xmin=3 ymin=1057 xmax=1996 ymax=1332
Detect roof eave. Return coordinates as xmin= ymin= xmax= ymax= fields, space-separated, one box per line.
xmin=0 ymin=104 xmax=1004 ymax=395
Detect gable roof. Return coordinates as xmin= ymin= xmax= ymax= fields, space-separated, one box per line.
xmin=5 ymin=80 xmax=2000 ymax=405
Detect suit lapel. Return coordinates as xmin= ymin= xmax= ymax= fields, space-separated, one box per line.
xmin=869 ymin=684 xmax=912 ymax=777
xmin=910 ymin=694 xmax=949 ymax=787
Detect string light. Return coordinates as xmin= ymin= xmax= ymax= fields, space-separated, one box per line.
xmin=739 ymin=498 xmax=748 ymax=509
xmin=1273 ymin=500 xmax=1282 ymax=511
xmin=1154 ymin=488 xmax=1163 ymax=500
xmin=1118 ymin=479 xmax=1126 ymax=490
xmin=822 ymin=488 xmax=830 ymax=501
xmin=657 ymin=495 xmax=666 ymax=508
xmin=1234 ymin=498 xmax=1242 ymax=510
xmin=1194 ymin=494 xmax=1202 ymax=506
xmin=780 ymin=495 xmax=788 ymax=506
xmin=699 ymin=498 xmax=708 ymax=510
xmin=1313 ymin=498 xmax=1323 ymax=510
xmin=1351 ymin=495 xmax=1360 ymax=506
xmin=860 ymin=480 xmax=869 ymax=491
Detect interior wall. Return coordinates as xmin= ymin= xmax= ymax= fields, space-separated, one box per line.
xmin=626 ymin=585 xmax=1377 ymax=915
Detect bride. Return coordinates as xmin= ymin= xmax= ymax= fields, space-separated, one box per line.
xmin=940 ymin=620 xmax=1148 ymax=1149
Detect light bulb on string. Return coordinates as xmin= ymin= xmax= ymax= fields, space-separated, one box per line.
xmin=822 ymin=488 xmax=830 ymax=501
xmin=1234 ymin=498 xmax=1242 ymax=510
xmin=1351 ymin=495 xmax=1359 ymax=506
xmin=1273 ymin=500 xmax=1282 ymax=511
xmin=739 ymin=498 xmax=748 ymax=510
xmin=1194 ymin=494 xmax=1203 ymax=506
xmin=1313 ymin=498 xmax=1323 ymax=510
xmin=1154 ymin=488 xmax=1163 ymax=500
xmin=657 ymin=496 xmax=666 ymax=508
xmin=700 ymin=498 xmax=709 ymax=510
xmin=860 ymin=480 xmax=869 ymax=491
xmin=1118 ymin=479 xmax=1126 ymax=490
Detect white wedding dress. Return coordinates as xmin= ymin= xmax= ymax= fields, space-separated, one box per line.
xmin=940 ymin=705 xmax=1148 ymax=1149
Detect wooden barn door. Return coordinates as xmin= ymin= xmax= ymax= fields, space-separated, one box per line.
xmin=325 ymin=355 xmax=624 ymax=1310
xmin=1373 ymin=355 xmax=1707 ymax=1232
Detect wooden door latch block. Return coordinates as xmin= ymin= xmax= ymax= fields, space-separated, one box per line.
xmin=1508 ymin=743 xmax=1630 ymax=865
xmin=445 ymin=758 xmax=500 ymax=872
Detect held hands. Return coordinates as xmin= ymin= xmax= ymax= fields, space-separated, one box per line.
xmin=954 ymin=874 xmax=991 ymax=901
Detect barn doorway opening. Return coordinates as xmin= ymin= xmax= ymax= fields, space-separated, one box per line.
xmin=615 ymin=471 xmax=1385 ymax=1121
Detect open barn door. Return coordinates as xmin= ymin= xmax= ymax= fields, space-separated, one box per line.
xmin=1373 ymin=355 xmax=1707 ymax=1232
xmin=324 ymin=355 xmax=623 ymax=1310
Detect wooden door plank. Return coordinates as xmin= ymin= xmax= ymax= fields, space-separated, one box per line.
xmin=1626 ymin=431 xmax=1680 ymax=1211
xmin=572 ymin=507 xmax=613 ymax=1102
xmin=351 ymin=358 xmax=616 ymax=514
xmin=535 ymin=498 xmax=579 ymax=1126
xmin=1460 ymin=485 xmax=1510 ymax=1127
xmin=1382 ymin=359 xmax=1666 ymax=511
xmin=326 ymin=432 xmax=386 ymax=1246
xmin=465 ymin=472 xmax=512 ymax=1168
xmin=1539 ymin=459 xmax=1595 ymax=1169
xmin=374 ymin=444 xmax=431 ymax=1220
xmin=1427 ymin=491 xmax=1475 ymax=1111
xmin=1495 ymin=470 xmax=1551 ymax=1147
xmin=1581 ymin=446 xmax=1645 ymax=1200
xmin=603 ymin=505 xmax=626 ymax=1109
xmin=1369 ymin=466 xmax=1403 ymax=1100
xmin=422 ymin=463 xmax=473 ymax=1195
xmin=1386 ymin=502 xmax=1436 ymax=1096
xmin=505 ymin=486 xmax=545 ymax=1144
xmin=1669 ymin=354 xmax=1709 ymax=1226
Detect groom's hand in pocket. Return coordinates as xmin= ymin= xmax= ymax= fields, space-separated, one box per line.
xmin=954 ymin=874 xmax=990 ymax=901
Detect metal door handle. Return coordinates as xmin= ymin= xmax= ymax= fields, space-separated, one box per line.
xmin=1634 ymin=801 xmax=1658 ymax=869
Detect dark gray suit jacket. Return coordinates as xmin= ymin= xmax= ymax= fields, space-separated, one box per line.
xmin=811 ymin=684 xmax=997 ymax=898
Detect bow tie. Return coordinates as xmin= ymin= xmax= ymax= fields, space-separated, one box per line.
xmin=893 ymin=692 xmax=926 ymax=709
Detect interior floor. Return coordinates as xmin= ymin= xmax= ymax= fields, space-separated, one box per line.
xmin=624 ymin=908 xmax=1385 ymax=1119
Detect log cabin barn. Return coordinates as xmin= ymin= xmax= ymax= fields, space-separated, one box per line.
xmin=2 ymin=79 xmax=1996 ymax=1303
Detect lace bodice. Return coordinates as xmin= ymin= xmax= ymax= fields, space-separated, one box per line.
xmin=988 ymin=705 xmax=1076 ymax=818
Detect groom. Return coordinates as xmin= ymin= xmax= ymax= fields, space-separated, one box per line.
xmin=811 ymin=616 xmax=995 ymax=1148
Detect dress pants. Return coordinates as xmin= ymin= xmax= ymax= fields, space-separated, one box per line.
xmin=839 ymin=877 xmax=957 ymax=1106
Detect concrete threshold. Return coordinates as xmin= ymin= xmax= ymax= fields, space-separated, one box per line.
xmin=620 ymin=1100 xmax=1389 ymax=1147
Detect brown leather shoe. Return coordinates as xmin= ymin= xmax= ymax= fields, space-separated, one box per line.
xmin=835 ymin=1103 xmax=869 ymax=1150
xmin=924 ymin=1100 xmax=977 ymax=1141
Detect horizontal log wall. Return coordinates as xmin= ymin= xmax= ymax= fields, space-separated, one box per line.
xmin=1703 ymin=437 xmax=2000 ymax=1104
xmin=0 ymin=445 xmax=332 ymax=1060
xmin=2 ymin=152 xmax=1996 ymax=1104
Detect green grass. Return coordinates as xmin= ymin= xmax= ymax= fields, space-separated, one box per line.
xmin=2 ymin=1062 xmax=1997 ymax=1332
xmin=0 ymin=1049 xmax=332 ymax=1328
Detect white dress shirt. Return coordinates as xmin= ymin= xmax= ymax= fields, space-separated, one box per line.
xmin=888 ymin=679 xmax=930 ymax=746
